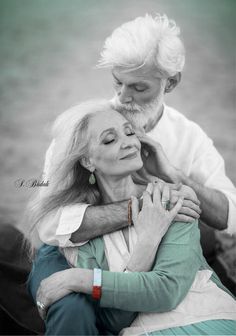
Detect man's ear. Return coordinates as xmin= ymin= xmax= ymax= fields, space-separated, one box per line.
xmin=164 ymin=72 xmax=181 ymax=93
xmin=80 ymin=156 xmax=95 ymax=172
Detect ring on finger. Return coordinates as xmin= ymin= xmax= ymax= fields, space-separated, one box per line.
xmin=161 ymin=200 xmax=170 ymax=210
xmin=37 ymin=300 xmax=46 ymax=311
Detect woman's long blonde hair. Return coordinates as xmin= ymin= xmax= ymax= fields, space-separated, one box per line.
xmin=27 ymin=99 xmax=113 ymax=239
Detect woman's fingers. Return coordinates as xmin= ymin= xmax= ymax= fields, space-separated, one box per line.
xmin=153 ymin=183 xmax=161 ymax=205
xmin=142 ymin=190 xmax=152 ymax=208
xmin=146 ymin=182 xmax=154 ymax=195
xmin=161 ymin=184 xmax=170 ymax=210
xmin=36 ymin=285 xmax=48 ymax=320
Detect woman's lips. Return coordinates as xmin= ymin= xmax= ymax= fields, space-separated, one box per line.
xmin=120 ymin=151 xmax=138 ymax=160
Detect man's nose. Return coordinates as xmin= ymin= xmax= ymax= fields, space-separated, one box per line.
xmin=118 ymin=85 xmax=133 ymax=104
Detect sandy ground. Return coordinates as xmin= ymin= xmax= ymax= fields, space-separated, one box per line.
xmin=0 ymin=0 xmax=235 ymax=273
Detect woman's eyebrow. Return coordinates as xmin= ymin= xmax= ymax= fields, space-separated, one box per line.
xmin=99 ymin=123 xmax=132 ymax=139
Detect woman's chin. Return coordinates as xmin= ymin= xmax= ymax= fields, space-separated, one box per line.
xmin=126 ymin=160 xmax=143 ymax=174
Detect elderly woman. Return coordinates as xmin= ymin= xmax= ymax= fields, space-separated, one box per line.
xmin=28 ymin=100 xmax=235 ymax=335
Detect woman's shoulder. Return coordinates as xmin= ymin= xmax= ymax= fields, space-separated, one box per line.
xmin=162 ymin=220 xmax=201 ymax=246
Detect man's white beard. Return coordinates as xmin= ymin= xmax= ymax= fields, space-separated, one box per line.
xmin=112 ymin=91 xmax=164 ymax=131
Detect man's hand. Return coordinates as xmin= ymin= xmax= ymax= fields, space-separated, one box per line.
xmin=151 ymin=181 xmax=201 ymax=223
xmin=170 ymin=184 xmax=201 ymax=222
xmin=138 ymin=134 xmax=180 ymax=183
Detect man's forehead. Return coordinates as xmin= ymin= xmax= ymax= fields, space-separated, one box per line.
xmin=112 ymin=65 xmax=163 ymax=82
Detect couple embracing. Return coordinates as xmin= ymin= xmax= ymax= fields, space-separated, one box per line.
xmin=28 ymin=14 xmax=236 ymax=335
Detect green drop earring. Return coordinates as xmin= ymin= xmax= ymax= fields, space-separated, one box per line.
xmin=89 ymin=172 xmax=96 ymax=185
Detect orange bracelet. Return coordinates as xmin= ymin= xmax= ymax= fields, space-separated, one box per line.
xmin=128 ymin=199 xmax=132 ymax=226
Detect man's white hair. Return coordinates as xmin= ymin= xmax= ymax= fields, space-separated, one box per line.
xmin=98 ymin=14 xmax=185 ymax=76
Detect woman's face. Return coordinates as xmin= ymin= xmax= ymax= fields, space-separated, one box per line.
xmin=87 ymin=109 xmax=143 ymax=178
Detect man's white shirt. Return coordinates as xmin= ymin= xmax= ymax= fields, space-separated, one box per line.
xmin=37 ymin=104 xmax=236 ymax=247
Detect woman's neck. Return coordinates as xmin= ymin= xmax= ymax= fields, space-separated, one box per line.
xmin=96 ymin=174 xmax=142 ymax=204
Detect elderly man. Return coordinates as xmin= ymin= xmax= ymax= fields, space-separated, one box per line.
xmin=29 ymin=14 xmax=236 ymax=334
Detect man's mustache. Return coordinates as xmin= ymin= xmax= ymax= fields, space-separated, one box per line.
xmin=113 ymin=96 xmax=143 ymax=113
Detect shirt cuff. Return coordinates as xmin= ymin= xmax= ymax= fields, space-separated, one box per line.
xmin=223 ymin=195 xmax=236 ymax=235
xmin=56 ymin=203 xmax=90 ymax=239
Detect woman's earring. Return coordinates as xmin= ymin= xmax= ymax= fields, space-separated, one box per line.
xmin=89 ymin=172 xmax=96 ymax=185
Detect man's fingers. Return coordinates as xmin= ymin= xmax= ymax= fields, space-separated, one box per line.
xmin=178 ymin=206 xmax=200 ymax=219
xmin=174 ymin=214 xmax=198 ymax=223
xmin=169 ymin=197 xmax=184 ymax=218
xmin=184 ymin=193 xmax=200 ymax=205
xmin=168 ymin=182 xmax=183 ymax=191
xmin=171 ymin=194 xmax=201 ymax=210
xmin=138 ymin=134 xmax=154 ymax=146
xmin=182 ymin=200 xmax=201 ymax=214
xmin=131 ymin=196 xmax=139 ymax=223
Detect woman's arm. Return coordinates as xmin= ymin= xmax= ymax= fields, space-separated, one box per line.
xmin=100 ymin=221 xmax=202 ymax=312
xmin=37 ymin=220 xmax=202 ymax=313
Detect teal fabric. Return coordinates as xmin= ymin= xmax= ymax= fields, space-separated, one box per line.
xmin=145 ymin=319 xmax=236 ymax=335
xmin=77 ymin=220 xmax=234 ymax=313
xmin=29 ymin=244 xmax=137 ymax=334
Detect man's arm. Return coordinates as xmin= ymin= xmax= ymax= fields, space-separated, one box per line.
xmin=71 ymin=188 xmax=199 ymax=244
xmin=177 ymin=172 xmax=228 ymax=230
xmin=70 ymin=201 xmax=129 ymax=243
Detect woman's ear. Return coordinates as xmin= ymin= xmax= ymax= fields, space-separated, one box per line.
xmin=80 ymin=156 xmax=95 ymax=172
xmin=164 ymin=72 xmax=181 ymax=93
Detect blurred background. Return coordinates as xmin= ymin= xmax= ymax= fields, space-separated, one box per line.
xmin=0 ymin=0 xmax=235 ymax=285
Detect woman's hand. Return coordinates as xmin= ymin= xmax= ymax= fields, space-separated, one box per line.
xmin=36 ymin=268 xmax=93 ymax=320
xmin=138 ymin=134 xmax=180 ymax=183
xmin=131 ymin=183 xmax=183 ymax=243
xmin=36 ymin=268 xmax=75 ymax=319
xmin=125 ymin=183 xmax=183 ymax=272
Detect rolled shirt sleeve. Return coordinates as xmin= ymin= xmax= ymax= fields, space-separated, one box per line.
xmin=100 ymin=221 xmax=202 ymax=312
xmin=190 ymin=135 xmax=236 ymax=235
xmin=37 ymin=139 xmax=90 ymax=247
xmin=37 ymin=204 xmax=90 ymax=247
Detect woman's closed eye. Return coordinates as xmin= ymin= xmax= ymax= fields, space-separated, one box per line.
xmin=103 ymin=134 xmax=116 ymax=145
xmin=125 ymin=126 xmax=135 ymax=136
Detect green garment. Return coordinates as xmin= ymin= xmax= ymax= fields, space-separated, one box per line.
xmin=77 ymin=221 xmax=233 ymax=313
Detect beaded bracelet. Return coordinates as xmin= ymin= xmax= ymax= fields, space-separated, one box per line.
xmin=128 ymin=199 xmax=132 ymax=226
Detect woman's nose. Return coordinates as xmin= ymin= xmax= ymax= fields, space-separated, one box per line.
xmin=118 ymin=85 xmax=133 ymax=104
xmin=120 ymin=136 xmax=133 ymax=149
